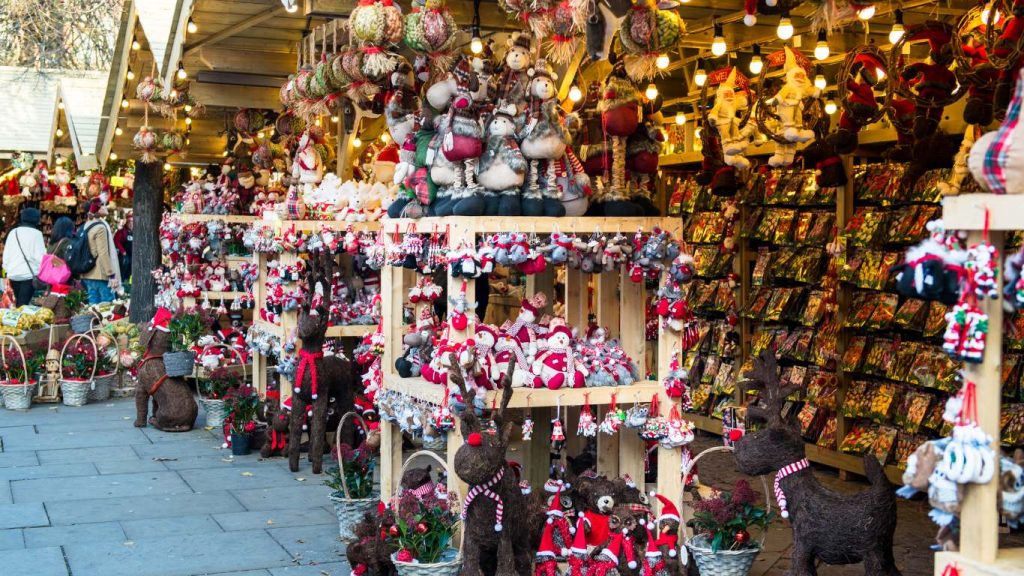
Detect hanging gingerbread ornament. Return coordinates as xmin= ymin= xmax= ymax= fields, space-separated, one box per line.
xmin=619 ymin=0 xmax=684 ymax=82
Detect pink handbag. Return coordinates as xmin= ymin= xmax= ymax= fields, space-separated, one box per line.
xmin=38 ymin=253 xmax=71 ymax=285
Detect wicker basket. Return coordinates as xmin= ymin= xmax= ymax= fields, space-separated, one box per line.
xmin=197 ymin=343 xmax=247 ymax=428
xmin=89 ymin=372 xmax=116 ymax=402
xmin=331 ymin=412 xmax=379 ymax=541
xmin=680 ymin=446 xmax=770 ymax=574
xmin=0 ymin=335 xmax=33 ymax=410
xmin=389 ymin=450 xmax=463 ymax=576
xmin=70 ymin=314 xmax=97 ymax=334
xmin=60 ymin=333 xmax=98 ymax=407
xmin=163 ymin=351 xmax=196 ymax=378
xmin=421 ymin=435 xmax=447 ymax=452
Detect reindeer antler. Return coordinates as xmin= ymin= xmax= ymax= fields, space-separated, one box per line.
xmin=742 ymin=350 xmax=800 ymax=426
xmin=447 ymin=353 xmax=480 ymax=436
xmin=491 ymin=360 xmax=516 ymax=446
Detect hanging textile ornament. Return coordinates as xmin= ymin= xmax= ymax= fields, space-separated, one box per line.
xmin=660 ymin=404 xmax=695 ymax=448
xmin=161 ymin=131 xmax=185 ymax=156
xmin=546 ymin=0 xmax=583 ymax=65
xmin=942 ymin=299 xmax=989 ymax=363
xmin=618 ymin=1 xmax=684 ymax=82
xmin=499 ymin=0 xmax=555 ymax=39
xmin=551 ymin=397 xmax=566 ymax=453
xmin=600 ymin=392 xmax=622 ymax=435
xmin=662 ymin=352 xmax=690 ymax=405
xmin=625 ymin=397 xmax=649 ymax=429
xmin=640 ymin=393 xmax=668 ymax=441
xmin=431 ymin=390 xmax=456 ymax=432
xmin=940 ymin=380 xmax=996 ymax=485
xmin=967 ymin=244 xmax=999 ymax=300
xmin=133 ymin=127 xmax=159 ymax=164
xmin=136 ymin=76 xmax=161 ymax=102
xmin=523 ymin=395 xmax=535 ymax=440
xmin=403 ymin=0 xmax=459 ymax=75
xmin=577 ymin=393 xmax=598 ymax=437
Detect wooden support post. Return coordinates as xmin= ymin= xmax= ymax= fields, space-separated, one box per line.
xmin=596 ymin=407 xmax=620 ymax=477
xmin=381 ymin=263 xmax=411 ymax=378
xmin=252 ymin=253 xmax=269 ymax=396
xmin=620 ymin=274 xmax=646 ymax=377
xmin=129 ymin=161 xmax=163 ymax=323
xmin=446 ymin=420 xmax=467 ymax=500
xmin=278 ymin=252 xmax=299 ymax=406
xmin=564 ymin=268 xmax=587 ymax=328
xmin=958 ymin=228 xmax=1004 ymax=564
xmin=381 ymin=420 xmax=404 ymax=497
xmin=834 ymin=157 xmax=856 ymax=477
xmin=656 ymin=229 xmax=683 ymax=505
xmin=596 ymin=272 xmax=621 ymax=338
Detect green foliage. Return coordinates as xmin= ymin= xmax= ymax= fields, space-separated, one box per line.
xmin=199 ymin=367 xmax=240 ymax=400
xmin=1 ymin=347 xmax=46 ymax=382
xmin=60 ymin=338 xmax=96 ymax=379
xmin=389 ymin=490 xmax=459 ymax=564
xmin=224 ymin=385 xmax=260 ymax=434
xmin=687 ymin=479 xmax=773 ymax=552
xmin=168 ymin=311 xmax=205 ymax=353
xmin=64 ymin=290 xmax=88 ymax=316
xmin=325 ymin=442 xmax=376 ymax=499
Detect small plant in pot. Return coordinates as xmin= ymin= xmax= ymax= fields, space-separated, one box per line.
xmin=88 ymin=338 xmax=119 ymax=402
xmin=326 ymin=438 xmax=379 ymax=541
xmin=224 ymin=384 xmax=260 ymax=455
xmin=198 ymin=367 xmax=240 ymax=428
xmin=685 ymin=479 xmax=773 ymax=576
xmin=165 ymin=310 xmax=206 ymax=377
xmin=388 ymin=486 xmax=460 ymax=574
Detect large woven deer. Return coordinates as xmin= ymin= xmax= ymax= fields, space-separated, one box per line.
xmin=450 ymin=356 xmax=534 ymax=576
xmin=287 ymin=251 xmax=355 ymax=474
xmin=733 ymin=350 xmax=901 ymax=576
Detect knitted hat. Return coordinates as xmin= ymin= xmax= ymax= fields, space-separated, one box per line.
xmin=546 ymin=487 xmax=565 ymax=521
xmin=651 ymin=492 xmax=680 ymax=523
xmin=529 ymin=59 xmax=558 ymax=82
xmin=511 ymin=32 xmax=531 ymax=52
xmin=19 ymin=207 xmax=40 ymax=226
xmin=744 ymin=0 xmax=757 ymax=25
xmin=548 ymin=324 xmax=573 ymax=341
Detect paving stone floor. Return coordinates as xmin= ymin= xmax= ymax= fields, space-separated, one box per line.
xmin=0 ymin=399 xmax=347 ymax=576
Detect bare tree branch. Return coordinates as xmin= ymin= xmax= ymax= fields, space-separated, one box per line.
xmin=0 ymin=0 xmax=123 ymax=70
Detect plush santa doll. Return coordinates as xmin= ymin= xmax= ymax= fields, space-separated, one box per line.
xmin=830 ymin=54 xmax=883 ymax=154
xmin=505 ymin=292 xmax=547 ymax=358
xmin=768 ymin=47 xmax=820 ymax=167
xmin=900 ymin=35 xmax=957 ymax=139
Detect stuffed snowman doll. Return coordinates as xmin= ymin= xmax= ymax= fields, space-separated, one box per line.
xmin=520 ymin=59 xmax=569 ymax=218
xmin=425 ymin=72 xmax=462 ymax=216
xmin=477 ymin=104 xmax=528 ymax=216
xmin=445 ymin=58 xmax=489 ymax=217
xmin=532 ymin=324 xmax=586 ymax=390
xmin=769 ymin=47 xmax=820 ymax=167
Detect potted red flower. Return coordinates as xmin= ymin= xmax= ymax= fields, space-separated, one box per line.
xmin=685 ymin=479 xmax=773 ymax=576
xmin=223 ymin=385 xmax=260 ymax=455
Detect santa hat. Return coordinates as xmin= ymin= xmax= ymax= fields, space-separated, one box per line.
xmin=569 ymin=517 xmax=589 ymax=555
xmin=651 ymin=492 xmax=681 ymax=523
xmin=152 ymin=307 xmax=172 ymax=332
xmin=744 ymin=0 xmax=757 ymax=25
xmin=375 ymin=143 xmax=399 ymax=166
xmin=49 ymin=284 xmax=71 ymax=296
xmin=520 ymin=298 xmax=539 ymax=315
xmin=599 ymin=532 xmax=622 ymax=564
xmin=354 ymin=395 xmax=376 ymax=416
xmin=546 ymin=487 xmax=565 ymax=521
xmin=548 ymin=324 xmax=573 ymax=341
xmin=536 ymin=523 xmax=559 ymax=558
xmin=543 ymin=478 xmax=566 ymax=494
xmin=645 ymin=527 xmax=662 ymax=558
xmin=475 ymin=323 xmax=498 ymax=340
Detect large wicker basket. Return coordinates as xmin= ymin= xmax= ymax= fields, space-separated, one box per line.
xmin=87 ymin=328 xmax=123 ymax=402
xmin=197 ymin=343 xmax=247 ymax=428
xmin=0 ymin=335 xmax=33 ymax=410
xmin=390 ymin=450 xmax=462 ymax=576
xmin=331 ymin=412 xmax=379 ymax=541
xmin=681 ymin=446 xmax=770 ymax=576
xmin=60 ymin=333 xmax=98 ymax=407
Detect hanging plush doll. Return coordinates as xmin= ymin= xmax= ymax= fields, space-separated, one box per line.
xmin=626 ymin=119 xmax=664 ymax=215
xmin=900 ymin=34 xmax=958 ymax=139
xmin=618 ymin=0 xmax=684 ymax=82
xmin=478 ymin=104 xmax=528 ymax=216
xmin=596 ymin=60 xmax=643 ymax=215
xmin=521 ymin=59 xmax=569 ymax=217
xmin=830 ymin=51 xmax=884 ymax=154
xmin=496 ymin=32 xmax=534 ymax=113
xmin=709 ymin=67 xmax=756 ymax=170
xmin=768 ymin=47 xmax=820 ymax=167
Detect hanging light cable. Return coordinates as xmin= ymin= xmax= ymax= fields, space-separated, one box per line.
xmin=470 ymin=0 xmax=483 ymax=54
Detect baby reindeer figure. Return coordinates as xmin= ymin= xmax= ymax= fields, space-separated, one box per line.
xmin=450 ymin=357 xmax=532 ymax=576
xmin=734 ymin=350 xmax=901 ymax=576
xmin=287 ymin=252 xmax=355 ymax=474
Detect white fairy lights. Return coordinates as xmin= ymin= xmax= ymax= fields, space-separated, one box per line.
xmin=889 ymin=9 xmax=905 ymax=44
xmin=814 ymin=30 xmax=829 ymax=61
xmin=749 ymin=44 xmax=763 ymax=75
xmin=777 ymin=14 xmax=794 ymax=40
xmin=711 ymin=22 xmax=727 ymax=57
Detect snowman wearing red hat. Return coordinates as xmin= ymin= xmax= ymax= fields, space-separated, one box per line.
xmin=532 ymin=322 xmax=586 ymax=390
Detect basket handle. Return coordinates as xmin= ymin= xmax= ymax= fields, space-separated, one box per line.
xmin=395 ymin=449 xmax=464 ymax=548
xmin=335 ymin=411 xmax=370 ymax=500
xmin=679 ymin=445 xmax=771 ymax=554
xmin=59 ymin=333 xmax=99 ymax=382
xmin=88 ymin=327 xmax=122 ymax=376
xmin=196 ymin=342 xmax=248 ymax=400
xmin=0 ymin=334 xmax=29 ymax=391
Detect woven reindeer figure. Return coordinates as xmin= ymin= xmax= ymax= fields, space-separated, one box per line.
xmin=734 ymin=351 xmax=901 ymax=576
xmin=287 ymin=252 xmax=355 ymax=474
xmin=450 ymin=357 xmax=532 ymax=576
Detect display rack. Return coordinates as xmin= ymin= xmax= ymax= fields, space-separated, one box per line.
xmin=933 ymin=194 xmax=1024 ymax=576
xmin=375 ymin=216 xmax=686 ymax=522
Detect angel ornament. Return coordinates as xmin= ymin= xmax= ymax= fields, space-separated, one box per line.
xmin=768 ymin=47 xmax=820 ymax=167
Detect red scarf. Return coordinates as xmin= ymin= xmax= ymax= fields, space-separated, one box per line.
xmin=296 ymin=350 xmax=324 ymax=399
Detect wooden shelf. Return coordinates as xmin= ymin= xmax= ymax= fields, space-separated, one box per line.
xmin=382 ymin=216 xmax=671 ymax=234
xmin=326 ymin=324 xmax=375 ymax=338
xmin=383 ymin=375 xmax=668 ymax=408
xmin=199 ymin=291 xmax=243 ymax=299
xmin=942 ymin=194 xmax=1024 ymax=232
xmin=935 ymin=549 xmax=1024 ymax=576
xmin=174 ymin=214 xmax=258 ymax=223
xmin=255 ymin=218 xmax=382 ymax=232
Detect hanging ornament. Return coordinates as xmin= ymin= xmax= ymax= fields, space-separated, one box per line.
xmin=551 ymin=397 xmax=566 ymax=453
xmin=618 ymin=1 xmax=684 ymax=82
xmin=600 ymin=392 xmax=622 ymax=435
xmin=640 ymin=393 xmax=668 ymax=441
xmin=577 ymin=393 xmax=597 ymax=437
xmin=133 ymin=127 xmax=159 ymax=164
xmin=523 ymin=395 xmax=535 ymax=440
xmin=546 ymin=0 xmax=583 ymax=65
xmin=403 ymin=0 xmax=459 ymax=74
xmin=660 ymin=403 xmax=695 ymax=448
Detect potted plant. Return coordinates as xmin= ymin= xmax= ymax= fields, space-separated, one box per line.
xmin=198 ymin=367 xmax=240 ymax=428
xmin=165 ymin=310 xmax=205 ymax=378
xmin=388 ymin=481 xmax=461 ymax=575
xmin=326 ymin=426 xmax=379 ymax=542
xmin=59 ymin=335 xmax=98 ymax=407
xmin=88 ymin=336 xmax=119 ymax=402
xmin=685 ymin=479 xmax=773 ymax=576
xmin=224 ymin=384 xmax=260 ymax=455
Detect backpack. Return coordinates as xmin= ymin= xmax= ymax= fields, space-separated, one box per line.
xmin=64 ymin=222 xmax=102 ymax=276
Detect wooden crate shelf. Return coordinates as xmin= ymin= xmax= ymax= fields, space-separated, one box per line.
xmin=384 ymin=374 xmax=668 ymax=408
xmin=174 ymin=214 xmax=259 ymax=223
xmin=383 ymin=216 xmax=671 ymax=234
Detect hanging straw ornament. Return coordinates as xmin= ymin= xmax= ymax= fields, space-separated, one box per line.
xmin=133 ymin=127 xmax=159 ymax=163
xmin=350 ymin=0 xmax=402 ymax=80
xmin=161 ymin=131 xmax=185 ymax=156
xmin=136 ymin=76 xmax=161 ymax=103
xmin=619 ymin=0 xmax=683 ymax=82
xmin=403 ymin=0 xmax=459 ymax=75
xmin=546 ymin=0 xmax=583 ymax=65
xmin=500 ymin=0 xmax=554 ymax=39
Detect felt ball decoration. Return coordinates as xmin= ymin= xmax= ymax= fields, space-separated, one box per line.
xmin=133 ymin=127 xmax=159 ymax=163
xmin=291 ymin=67 xmax=314 ymax=101
xmin=279 ymin=76 xmax=298 ymax=108
xmin=136 ymin=76 xmax=160 ymax=102
xmin=351 ymin=0 xmax=403 ymax=46
xmin=619 ymin=6 xmax=683 ymax=81
xmin=233 ymin=109 xmax=266 ymax=137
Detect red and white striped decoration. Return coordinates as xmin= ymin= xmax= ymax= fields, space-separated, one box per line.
xmin=462 ymin=467 xmax=506 ymax=532
xmin=773 ymin=458 xmax=809 ymax=519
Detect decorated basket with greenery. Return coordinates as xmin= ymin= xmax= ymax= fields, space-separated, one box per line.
xmin=88 ymin=329 xmax=120 ymax=401
xmin=387 ymin=451 xmax=461 ymax=576
xmin=165 ymin=310 xmax=206 ymax=377
xmin=223 ymin=384 xmax=260 ymax=455
xmin=198 ymin=366 xmax=240 ymax=428
xmin=327 ymin=412 xmax=380 ymax=541
xmin=59 ymin=334 xmax=99 ymax=407
xmin=0 ymin=338 xmax=43 ymax=409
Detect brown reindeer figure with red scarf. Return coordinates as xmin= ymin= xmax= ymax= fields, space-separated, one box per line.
xmin=287 ymin=252 xmax=356 ymax=474
xmin=450 ymin=357 xmax=533 ymax=576
xmin=733 ymin=350 xmax=901 ymax=576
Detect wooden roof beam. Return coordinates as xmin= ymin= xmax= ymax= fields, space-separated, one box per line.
xmin=184 ymin=5 xmax=284 ymax=57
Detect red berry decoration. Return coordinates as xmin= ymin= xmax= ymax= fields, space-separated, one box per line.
xmin=389 ymin=525 xmax=400 ymax=537
xmin=728 ymin=428 xmax=744 ymax=442
xmin=415 ymin=522 xmax=429 ymax=534
xmin=396 ymin=549 xmax=415 ymax=563
xmin=734 ymin=529 xmax=750 ymax=545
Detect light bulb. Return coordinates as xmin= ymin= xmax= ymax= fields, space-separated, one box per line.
xmin=187 ymin=18 xmax=197 ymax=34
xmin=711 ymin=23 xmax=727 ymax=57
xmin=857 ymin=4 xmax=875 ymax=20
xmin=749 ymin=56 xmax=763 ymax=75
xmin=164 ymin=162 xmax=172 ymax=171
xmin=115 ymin=126 xmax=123 ymax=136
xmin=56 ymin=128 xmax=64 ymax=137
xmin=675 ymin=111 xmax=686 ymax=125
xmin=315 ymin=118 xmax=321 ymax=126
xmin=777 ymin=17 xmax=794 ymax=40
xmin=184 ymin=104 xmax=192 ymax=112
xmin=222 ymin=150 xmax=229 ymax=157
xmin=814 ymin=31 xmax=829 ymax=61
xmin=177 ymin=64 xmax=187 ymax=80
xmin=282 ymin=0 xmax=299 ymax=13
xmin=825 ymin=99 xmax=837 ymax=115
xmin=381 ymin=132 xmax=390 ymax=143
xmin=331 ymin=115 xmax=339 ymax=123
xmin=58 ymin=101 xmax=64 ymax=110
xmin=645 ymin=83 xmax=658 ymax=100
xmin=695 ymin=61 xmax=707 ymax=87
xmin=185 ymin=137 xmax=190 ymax=145
xmin=170 ymin=89 xmax=178 ymax=98
xmin=568 ymin=85 xmax=583 ymax=102
xmin=471 ymin=37 xmax=483 ymax=54
xmin=257 ymin=131 xmax=264 ymax=139
xmin=353 ymin=137 xmax=363 ymax=148
xmin=56 ymin=155 xmax=64 ymax=165
xmin=814 ymin=74 xmax=827 ymax=90
xmin=109 ymin=152 xmax=118 ymax=161
xmin=656 ymin=53 xmax=670 ymax=69
xmin=185 ymin=117 xmax=193 ymax=125
xmin=694 ymin=127 xmax=702 ymax=140
xmin=889 ymin=10 xmax=905 ymax=44
xmin=126 ymin=68 xmax=135 ymax=80
xmin=121 ymin=98 xmax=130 ymax=109
xmin=131 ymin=39 xmax=140 ymax=51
